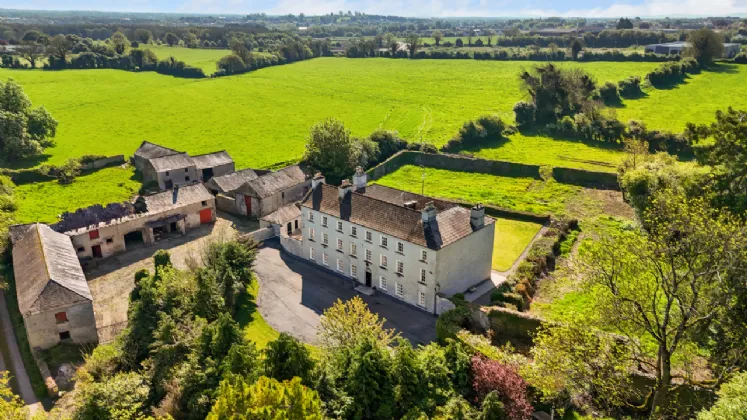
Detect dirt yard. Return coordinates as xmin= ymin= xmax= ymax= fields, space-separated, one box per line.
xmin=86 ymin=213 xmax=257 ymax=343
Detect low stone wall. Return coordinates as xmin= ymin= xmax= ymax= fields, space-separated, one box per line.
xmin=80 ymin=155 xmax=125 ymax=170
xmin=245 ymin=227 xmax=276 ymax=243
xmin=484 ymin=306 xmax=547 ymax=346
xmin=215 ymin=194 xmax=237 ymax=213
xmin=280 ymin=234 xmax=303 ymax=257
xmin=32 ymin=349 xmax=58 ymax=397
xmin=367 ymin=151 xmax=620 ymax=191
xmin=552 ymin=166 xmax=620 ymax=190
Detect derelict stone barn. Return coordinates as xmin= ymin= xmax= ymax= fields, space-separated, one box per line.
xmin=133 ymin=141 xmax=235 ymax=190
xmin=205 ymin=164 xmax=311 ymax=218
xmin=10 ymin=224 xmax=98 ymax=350
xmin=62 ymin=183 xmax=216 ymax=261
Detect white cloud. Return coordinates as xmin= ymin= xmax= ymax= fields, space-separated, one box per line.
xmin=520 ymin=0 xmax=747 ymax=18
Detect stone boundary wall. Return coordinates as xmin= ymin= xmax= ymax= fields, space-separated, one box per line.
xmin=80 ymin=155 xmax=125 ymax=170
xmin=367 ymin=151 xmax=620 ymax=192
xmin=244 ymin=227 xmax=276 ymax=243
xmin=31 ymin=349 xmax=58 ymax=397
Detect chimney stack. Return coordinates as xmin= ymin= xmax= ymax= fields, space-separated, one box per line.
xmin=421 ymin=202 xmax=437 ymax=223
xmin=339 ymin=179 xmax=353 ymax=200
xmin=352 ymin=166 xmax=367 ymax=191
xmin=470 ymin=204 xmax=485 ymax=229
xmin=312 ymin=172 xmax=325 ymax=189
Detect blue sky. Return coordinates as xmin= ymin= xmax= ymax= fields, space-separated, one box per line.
xmin=3 ymin=0 xmax=747 ymax=17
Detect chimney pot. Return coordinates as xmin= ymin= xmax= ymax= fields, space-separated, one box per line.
xmin=421 ymin=202 xmax=437 ymax=223
xmin=339 ymin=179 xmax=353 ymax=199
xmin=470 ymin=203 xmax=485 ymax=229
xmin=353 ymin=166 xmax=367 ymax=191
xmin=312 ymin=172 xmax=325 ymax=189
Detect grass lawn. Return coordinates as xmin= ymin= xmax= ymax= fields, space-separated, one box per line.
xmin=13 ymin=166 xmax=140 ymax=224
xmin=492 ymin=218 xmax=543 ymax=271
xmin=617 ymin=63 xmax=747 ymax=132
xmin=0 ymin=58 xmax=658 ymax=171
xmin=138 ymin=45 xmax=232 ymax=75
xmin=373 ymin=165 xmax=581 ymax=215
xmin=466 ymin=132 xmax=624 ymax=172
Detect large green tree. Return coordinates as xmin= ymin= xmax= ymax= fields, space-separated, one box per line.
xmin=208 ymin=376 xmax=323 ymax=420
xmin=697 ymin=372 xmax=747 ymax=420
xmin=685 ymin=28 xmax=725 ymax=65
xmin=583 ymin=188 xmax=747 ymax=415
xmin=0 ymin=372 xmax=28 ymax=420
xmin=302 ymin=118 xmax=360 ymax=184
xmin=0 ymin=78 xmax=58 ymax=161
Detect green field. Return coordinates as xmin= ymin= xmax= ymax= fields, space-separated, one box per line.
xmin=13 ymin=166 xmax=140 ymax=223
xmin=141 ymin=45 xmax=232 ymax=75
xmin=618 ymin=62 xmax=747 ymax=132
xmin=0 ymin=58 xmax=658 ymax=172
xmin=374 ymin=165 xmax=581 ymax=215
xmin=492 ymin=218 xmax=544 ymax=271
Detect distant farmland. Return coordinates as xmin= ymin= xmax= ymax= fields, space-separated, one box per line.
xmin=0 ymin=58 xmax=658 ymax=171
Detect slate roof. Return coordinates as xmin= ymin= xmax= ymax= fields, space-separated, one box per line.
xmin=300 ymin=184 xmax=494 ymax=250
xmin=206 ymin=168 xmax=259 ymax=193
xmin=191 ymin=151 xmax=234 ymax=170
xmin=261 ymin=204 xmax=301 ymax=225
xmin=134 ymin=141 xmax=180 ymax=160
xmin=12 ymin=224 xmax=92 ymax=316
xmin=148 ymin=153 xmax=195 ymax=173
xmin=143 ymin=183 xmax=214 ymax=213
xmin=363 ymin=184 xmax=457 ymax=212
xmin=243 ymin=165 xmax=308 ymax=198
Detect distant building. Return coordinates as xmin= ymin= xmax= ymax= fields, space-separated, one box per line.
xmin=293 ymin=168 xmax=495 ymax=313
xmin=61 ymin=183 xmax=216 ymax=261
xmin=10 ymin=224 xmax=98 ymax=350
xmin=132 ymin=141 xmax=235 ymax=190
xmin=644 ymin=41 xmax=741 ymax=58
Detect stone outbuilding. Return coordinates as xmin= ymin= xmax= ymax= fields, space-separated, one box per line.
xmin=10 ymin=224 xmax=98 ymax=350
xmin=62 ymin=183 xmax=216 ymax=261
xmin=132 ymin=141 xmax=235 ymax=190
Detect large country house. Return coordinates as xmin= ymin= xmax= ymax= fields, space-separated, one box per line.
xmin=293 ymin=168 xmax=495 ymax=314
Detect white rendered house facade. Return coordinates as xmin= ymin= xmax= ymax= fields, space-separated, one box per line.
xmin=299 ymin=170 xmax=495 ymax=314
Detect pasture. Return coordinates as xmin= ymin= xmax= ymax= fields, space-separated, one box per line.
xmin=617 ymin=62 xmax=747 ymax=132
xmin=140 ymin=45 xmax=232 ymax=74
xmin=0 ymin=58 xmax=658 ymax=172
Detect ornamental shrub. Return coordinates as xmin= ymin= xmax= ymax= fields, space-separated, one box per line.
xmin=513 ymin=101 xmax=536 ymax=127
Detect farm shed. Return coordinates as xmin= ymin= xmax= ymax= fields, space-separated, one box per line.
xmin=131 ymin=141 xmax=180 ymax=172
xmin=190 ymin=151 xmax=235 ymax=182
xmin=236 ymin=165 xmax=312 ymax=218
xmin=10 ymin=224 xmax=98 ymax=350
xmin=63 ymin=184 xmax=216 ymax=261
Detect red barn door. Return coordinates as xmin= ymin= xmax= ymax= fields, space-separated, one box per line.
xmin=199 ymin=209 xmax=213 ymax=224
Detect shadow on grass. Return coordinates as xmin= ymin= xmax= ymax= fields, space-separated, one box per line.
xmin=234 ymin=282 xmax=260 ymax=329
xmin=0 ymin=153 xmax=52 ymax=171
xmin=707 ymin=62 xmax=739 ymax=74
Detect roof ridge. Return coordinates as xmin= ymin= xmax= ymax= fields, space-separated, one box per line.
xmin=191 ymin=150 xmax=228 ymax=157
xmin=34 ymin=224 xmax=52 ymax=283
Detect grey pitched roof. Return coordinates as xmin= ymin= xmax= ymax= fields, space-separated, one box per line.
xmin=299 ymin=184 xmax=493 ymax=250
xmin=148 ymin=153 xmax=195 ymax=173
xmin=243 ymin=165 xmax=308 ymax=198
xmin=206 ymin=168 xmax=259 ymax=193
xmin=143 ymin=183 xmax=214 ymax=213
xmin=261 ymin=204 xmax=301 ymax=225
xmin=12 ymin=224 xmax=92 ymax=316
xmin=363 ymin=184 xmax=457 ymax=212
xmin=191 ymin=151 xmax=234 ymax=170
xmin=134 ymin=141 xmax=181 ymax=160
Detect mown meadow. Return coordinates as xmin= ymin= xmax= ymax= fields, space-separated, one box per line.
xmin=140 ymin=45 xmax=232 ymax=75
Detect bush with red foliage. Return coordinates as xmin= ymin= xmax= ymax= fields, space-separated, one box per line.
xmin=471 ymin=355 xmax=533 ymax=420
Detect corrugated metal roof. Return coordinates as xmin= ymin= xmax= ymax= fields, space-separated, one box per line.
xmin=244 ymin=165 xmax=308 ymax=198
xmin=134 ymin=141 xmax=181 ymax=160
xmin=206 ymin=168 xmax=259 ymax=193
xmin=300 ymin=184 xmax=493 ymax=250
xmin=149 ymin=153 xmax=195 ymax=173
xmin=12 ymin=224 xmax=92 ymax=316
xmin=191 ymin=151 xmax=234 ymax=170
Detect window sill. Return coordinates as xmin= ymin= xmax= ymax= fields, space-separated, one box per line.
xmin=379 ymin=266 xmax=387 ymax=270
xmin=419 ymin=259 xmax=427 ymax=263
xmin=365 ymin=240 xmax=373 ymax=244
xmin=349 ymin=254 xmax=358 ymax=259
xmin=418 ymin=281 xmax=427 ymax=286
xmin=396 ymin=272 xmax=404 ymax=277
xmin=395 ymin=251 xmax=404 ymax=256
xmin=336 ymin=249 xmax=344 ymax=253
xmin=336 ymin=229 xmax=343 ymax=233
xmin=350 ymin=235 xmax=358 ymax=239
xmin=321 ymin=244 xmax=328 ymax=248
xmin=380 ymin=246 xmax=388 ymax=250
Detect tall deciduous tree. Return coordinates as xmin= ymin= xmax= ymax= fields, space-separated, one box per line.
xmin=318 ymin=296 xmax=399 ymax=351
xmin=432 ymin=30 xmax=443 ymax=46
xmin=110 ymin=31 xmax=129 ymax=55
xmin=263 ymin=333 xmax=315 ymax=386
xmin=0 ymin=78 xmax=58 ymax=161
xmin=583 ymin=188 xmax=747 ymax=415
xmin=19 ymin=41 xmax=44 ymax=68
xmin=48 ymin=34 xmax=71 ymax=61
xmin=302 ymin=118 xmax=360 ymax=185
xmin=685 ymin=28 xmax=725 ymax=65
xmin=405 ymin=33 xmax=421 ymax=57
xmin=164 ymin=33 xmax=179 ymax=46
xmin=471 ymin=355 xmax=533 ymax=420
xmin=134 ymin=29 xmax=152 ymax=44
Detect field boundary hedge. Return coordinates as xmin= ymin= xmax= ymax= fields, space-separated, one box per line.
xmin=367 ymin=151 xmax=620 ymax=192
xmin=1 ymin=155 xmax=125 ymax=185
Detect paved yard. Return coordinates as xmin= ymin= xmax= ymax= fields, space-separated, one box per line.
xmin=86 ymin=213 xmax=256 ymax=343
xmin=254 ymin=240 xmax=437 ymax=346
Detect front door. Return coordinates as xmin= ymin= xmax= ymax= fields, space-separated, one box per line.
xmin=165 ymin=180 xmax=173 ymax=189
xmin=365 ymin=271 xmax=372 ymax=287
xmin=199 ymin=208 xmax=213 ymax=224
xmin=91 ymin=245 xmax=102 ymax=259
xmin=244 ymin=195 xmax=252 ymax=216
